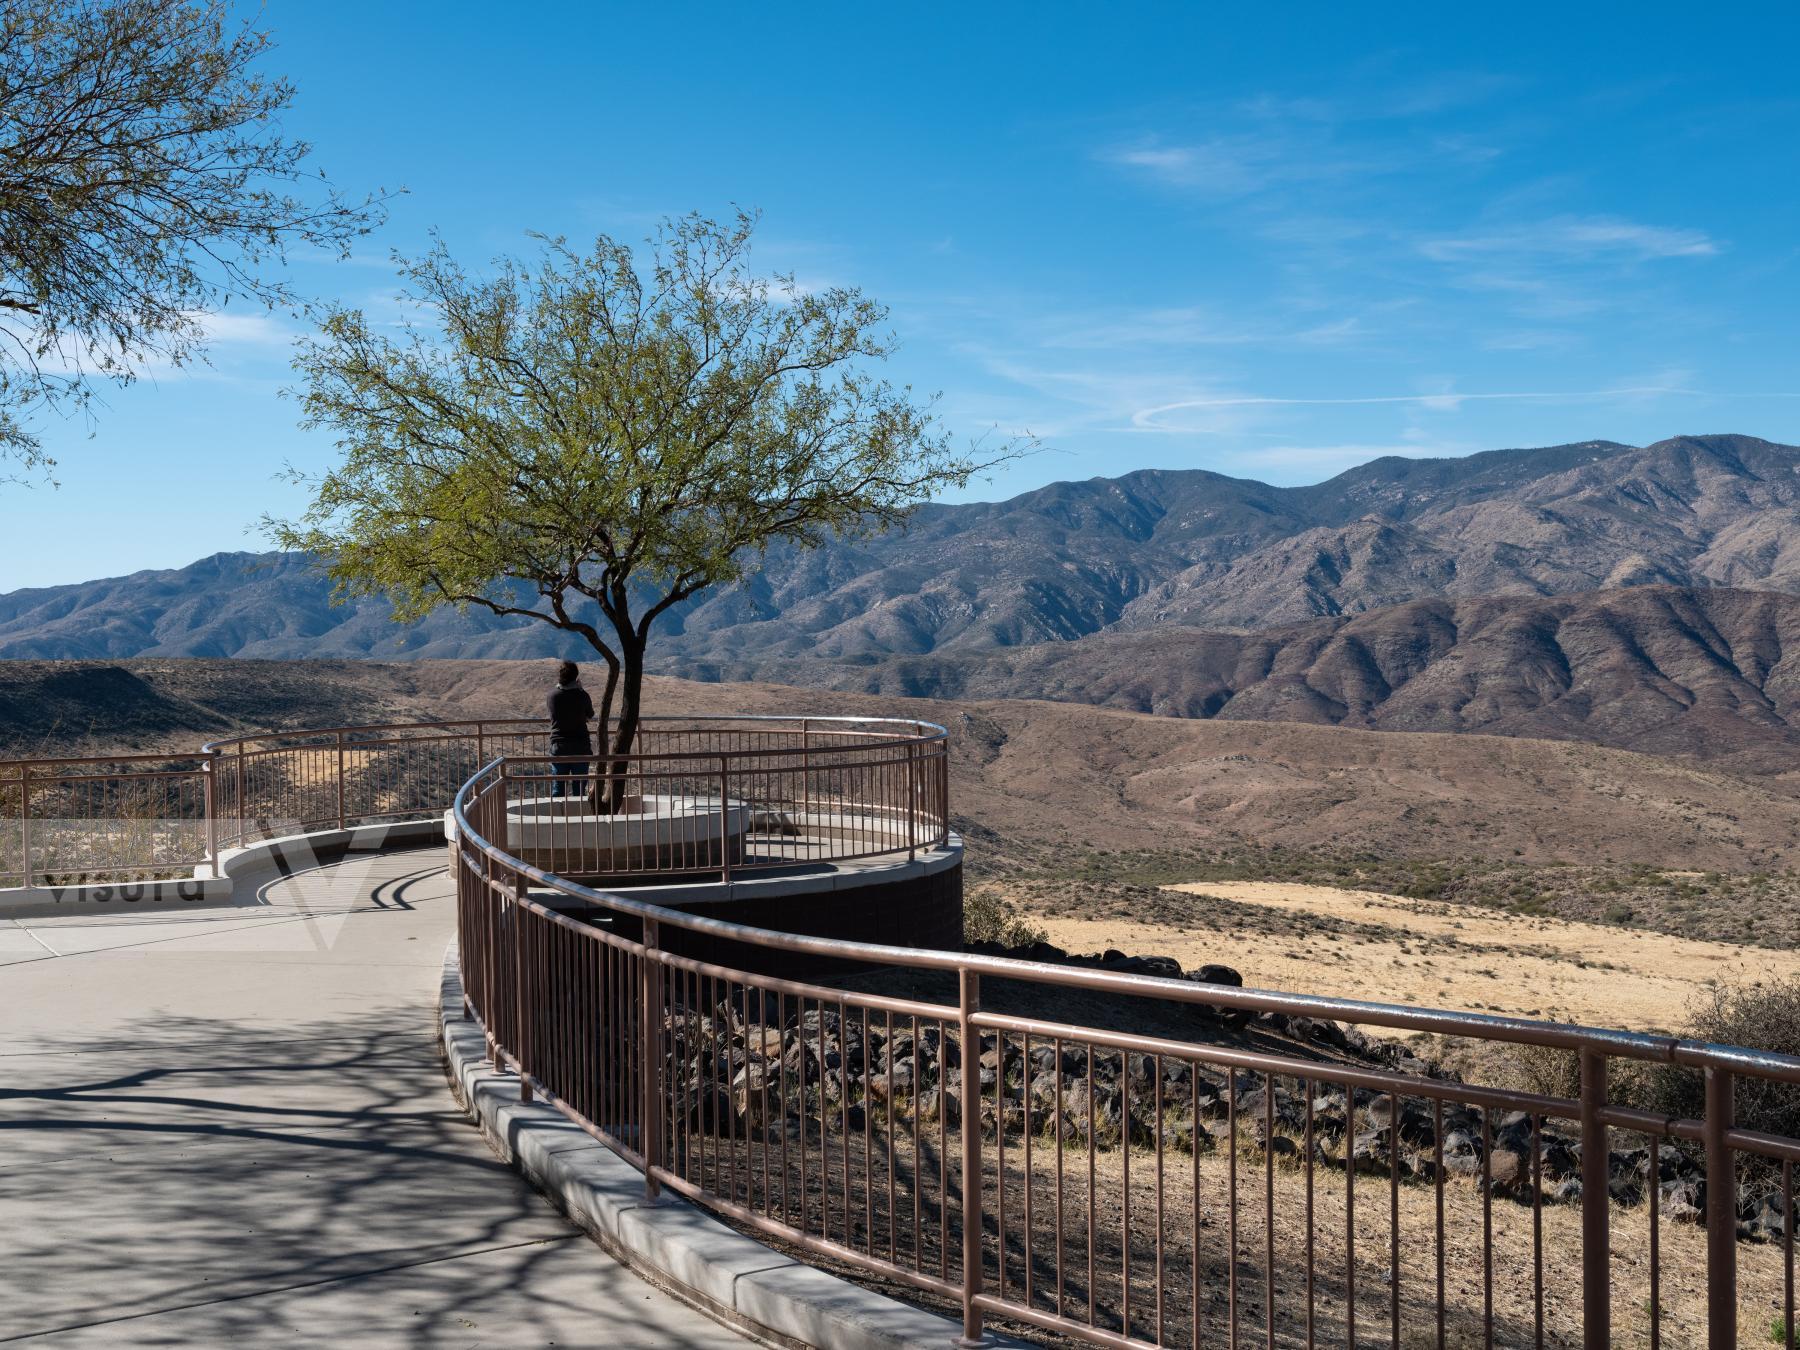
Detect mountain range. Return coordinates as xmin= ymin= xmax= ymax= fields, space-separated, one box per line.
xmin=11 ymin=433 xmax=1800 ymax=769
xmin=7 ymin=434 xmax=1800 ymax=668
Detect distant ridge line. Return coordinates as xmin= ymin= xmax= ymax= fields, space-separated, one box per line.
xmin=4 ymin=434 xmax=1800 ymax=671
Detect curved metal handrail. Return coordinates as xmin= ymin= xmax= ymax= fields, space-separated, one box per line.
xmin=200 ymin=713 xmax=949 ymax=757
xmin=0 ymin=714 xmax=950 ymax=890
xmin=448 ymin=751 xmax=1800 ymax=1348
xmin=200 ymin=715 xmax=950 ymax=864
xmin=448 ymin=758 xmax=1800 ymax=1076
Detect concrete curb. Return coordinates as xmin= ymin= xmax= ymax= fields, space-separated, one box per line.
xmin=438 ymin=939 xmax=1000 ymax=1350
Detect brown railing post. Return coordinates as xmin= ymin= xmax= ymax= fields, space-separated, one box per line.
xmin=513 ymin=871 xmax=532 ymax=1103
xmin=203 ymin=749 xmax=220 ymax=876
xmin=718 ymin=756 xmax=732 ymax=883
xmin=906 ymin=739 xmax=917 ymax=861
xmin=801 ymin=717 xmax=811 ymax=828
xmin=483 ymin=855 xmax=499 ymax=1070
xmin=1580 ymin=1047 xmax=1611 ymax=1349
xmin=641 ymin=915 xmax=663 ymax=1201
xmin=1705 ymin=1065 xmax=1738 ymax=1348
xmin=19 ymin=761 xmax=31 ymax=888
xmin=233 ymin=746 xmax=246 ymax=848
xmin=958 ymin=966 xmax=985 ymax=1346
xmin=335 ymin=730 xmax=348 ymax=831
xmin=940 ymin=742 xmax=949 ymax=844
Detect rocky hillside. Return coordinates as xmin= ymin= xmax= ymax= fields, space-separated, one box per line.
xmin=7 ymin=434 xmax=1800 ymax=663
xmin=647 ymin=586 xmax=1800 ymax=779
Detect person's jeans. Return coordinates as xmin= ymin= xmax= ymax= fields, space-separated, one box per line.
xmin=550 ymin=754 xmax=589 ymax=799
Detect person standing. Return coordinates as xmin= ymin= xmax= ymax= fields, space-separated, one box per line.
xmin=546 ymin=660 xmax=595 ymax=799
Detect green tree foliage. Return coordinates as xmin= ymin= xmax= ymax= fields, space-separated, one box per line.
xmin=0 ymin=0 xmax=387 ymax=476
xmin=275 ymin=212 xmax=1019 ymax=801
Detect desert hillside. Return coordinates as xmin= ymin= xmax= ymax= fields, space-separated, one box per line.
xmin=4 ymin=658 xmax=1799 ymax=880
xmin=763 ymin=585 xmax=1800 ymax=780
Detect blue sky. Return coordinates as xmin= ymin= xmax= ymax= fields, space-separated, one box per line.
xmin=6 ymin=2 xmax=1799 ymax=589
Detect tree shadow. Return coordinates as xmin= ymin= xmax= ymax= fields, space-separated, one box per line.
xmin=1 ymin=975 xmax=738 ymax=1345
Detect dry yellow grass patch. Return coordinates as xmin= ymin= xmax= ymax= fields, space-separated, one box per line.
xmin=1028 ymin=881 xmax=1800 ymax=1034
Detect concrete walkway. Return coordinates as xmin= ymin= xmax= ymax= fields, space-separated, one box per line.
xmin=0 ymin=847 xmax=748 ymax=1348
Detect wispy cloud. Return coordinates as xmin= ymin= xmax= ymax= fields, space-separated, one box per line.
xmin=1035 ymin=307 xmax=1260 ymax=349
xmin=196 ymin=311 xmax=298 ymax=347
xmin=1236 ymin=73 xmax=1517 ymax=125
xmin=1131 ymin=383 xmax=1702 ymax=431
xmin=1292 ymin=317 xmax=1367 ymax=345
xmin=1098 ymin=137 xmax=1281 ymax=194
xmin=1097 ymin=133 xmax=1397 ymax=196
xmin=18 ymin=308 xmax=297 ymax=384
xmin=1420 ymin=217 xmax=1719 ymax=262
xmin=1098 ymin=74 xmax=1515 ymax=201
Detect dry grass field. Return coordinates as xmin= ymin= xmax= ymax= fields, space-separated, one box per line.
xmin=1017 ymin=879 xmax=1800 ymax=1034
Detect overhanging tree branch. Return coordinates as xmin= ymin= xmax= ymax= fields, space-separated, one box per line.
xmin=0 ymin=0 xmax=393 ymax=476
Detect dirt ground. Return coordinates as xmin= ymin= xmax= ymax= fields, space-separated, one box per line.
xmin=1017 ymin=880 xmax=1800 ymax=1036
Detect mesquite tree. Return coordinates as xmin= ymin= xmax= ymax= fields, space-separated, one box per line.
xmin=0 ymin=0 xmax=387 ymax=477
xmin=275 ymin=212 xmax=1013 ymax=806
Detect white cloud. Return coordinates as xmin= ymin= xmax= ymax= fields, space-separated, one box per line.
xmin=1131 ymin=383 xmax=1702 ymax=432
xmin=1036 ymin=307 xmax=1259 ymax=350
xmin=1109 ymin=145 xmax=1200 ymax=176
xmin=1096 ymin=133 xmax=1398 ymax=197
xmin=195 ymin=311 xmax=297 ymax=347
xmin=1420 ymin=217 xmax=1719 ymax=263
xmin=1098 ymin=138 xmax=1277 ymax=194
xmin=1292 ymin=317 xmax=1366 ymax=345
xmin=11 ymin=307 xmax=296 ymax=382
xmin=1560 ymin=221 xmax=1718 ymax=258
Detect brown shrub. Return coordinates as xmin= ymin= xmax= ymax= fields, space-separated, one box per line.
xmin=962 ymin=886 xmax=1049 ymax=948
xmin=1639 ymin=976 xmax=1800 ymax=1148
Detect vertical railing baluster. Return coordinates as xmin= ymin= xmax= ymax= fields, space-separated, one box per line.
xmin=906 ymin=739 xmax=917 ymax=861
xmin=959 ymin=968 xmax=983 ymax=1345
xmin=514 ymin=873 xmax=532 ymax=1103
xmin=642 ymin=916 xmax=663 ymax=1201
xmin=19 ymin=761 xmax=31 ymax=889
xmin=1705 ymin=1065 xmax=1738 ymax=1349
xmin=718 ymin=755 xmax=732 ymax=883
xmin=1581 ymin=1047 xmax=1611 ymax=1350
xmin=203 ymin=749 xmax=220 ymax=876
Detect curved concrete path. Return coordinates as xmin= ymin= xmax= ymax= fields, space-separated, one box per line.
xmin=0 ymin=847 xmax=748 ymax=1348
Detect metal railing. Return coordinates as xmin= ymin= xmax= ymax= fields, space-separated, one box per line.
xmin=0 ymin=751 xmax=212 ymax=888
xmin=454 ymin=758 xmax=1800 ymax=1349
xmin=0 ymin=715 xmax=948 ymax=888
xmin=11 ymin=710 xmax=1800 ymax=1345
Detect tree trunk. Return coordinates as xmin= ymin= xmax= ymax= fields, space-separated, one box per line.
xmin=577 ymin=648 xmax=621 ymax=814
xmin=594 ymin=658 xmax=620 ymax=752
xmin=599 ymin=636 xmax=645 ymax=814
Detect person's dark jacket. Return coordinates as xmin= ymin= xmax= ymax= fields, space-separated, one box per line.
xmin=546 ymin=682 xmax=595 ymax=755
